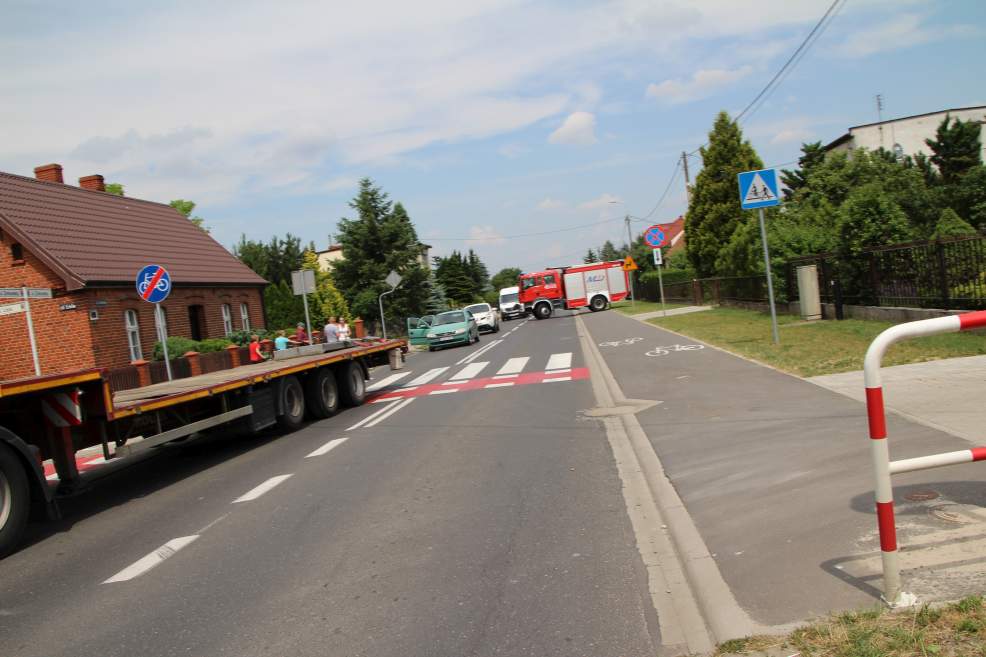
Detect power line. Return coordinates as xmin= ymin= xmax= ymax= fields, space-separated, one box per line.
xmin=628 ymin=159 xmax=682 ymax=223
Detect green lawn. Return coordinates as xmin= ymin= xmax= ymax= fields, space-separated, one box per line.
xmin=648 ymin=306 xmax=986 ymax=377
xmin=611 ymin=299 xmax=692 ymax=315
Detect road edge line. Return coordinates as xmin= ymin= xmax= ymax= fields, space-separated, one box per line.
xmin=577 ymin=313 xmax=756 ymax=645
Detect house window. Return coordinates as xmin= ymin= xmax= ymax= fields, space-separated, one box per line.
xmin=125 ymin=309 xmax=142 ymax=361
xmin=10 ymin=243 xmax=24 ymax=263
xmin=240 ymin=303 xmax=250 ymax=331
xmin=221 ymin=303 xmax=233 ymax=335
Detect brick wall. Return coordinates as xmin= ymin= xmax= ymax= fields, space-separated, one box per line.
xmin=0 ymin=235 xmax=265 ymax=379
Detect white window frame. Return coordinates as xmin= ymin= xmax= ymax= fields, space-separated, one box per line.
xmin=125 ymin=309 xmax=142 ymax=361
xmin=221 ymin=303 xmax=233 ymax=336
xmin=239 ymin=302 xmax=250 ymax=331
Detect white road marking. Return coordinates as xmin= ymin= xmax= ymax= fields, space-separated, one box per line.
xmin=485 ymin=382 xmax=515 ymax=389
xmin=103 ymin=536 xmax=199 ymax=583
xmin=233 ymin=474 xmax=293 ymax=503
xmin=546 ymin=352 xmax=572 ymax=371
xmin=496 ymin=357 xmax=529 ymax=376
xmin=366 ymin=371 xmax=412 ymax=391
xmin=450 ymin=361 xmax=489 ymax=381
xmin=406 ymin=367 xmax=448 ymax=386
xmin=429 ymin=389 xmax=458 ymax=395
xmin=363 ymin=398 xmax=415 ymax=427
xmin=455 ymin=339 xmax=502 ymax=365
xmin=543 ymin=376 xmax=572 ymax=383
xmin=348 ymin=399 xmax=403 ymax=429
xmin=492 ymin=374 xmax=518 ymax=380
xmin=546 ymin=368 xmax=571 ymax=375
xmin=306 ymin=437 xmax=348 ymax=458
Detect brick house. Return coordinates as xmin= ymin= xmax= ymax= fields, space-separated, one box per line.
xmin=0 ymin=164 xmax=267 ymax=381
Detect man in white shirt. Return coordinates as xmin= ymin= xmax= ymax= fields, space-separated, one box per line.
xmin=323 ymin=317 xmax=340 ymax=343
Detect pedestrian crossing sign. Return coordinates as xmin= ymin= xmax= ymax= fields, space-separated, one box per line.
xmin=737 ymin=168 xmax=780 ymax=210
xmin=622 ymin=255 xmax=638 ymax=271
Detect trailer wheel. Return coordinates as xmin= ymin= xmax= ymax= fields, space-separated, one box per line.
xmin=305 ymin=368 xmax=339 ymax=419
xmin=337 ymin=362 xmax=367 ymax=407
xmin=533 ymin=302 xmax=552 ymax=320
xmin=277 ymin=375 xmax=306 ymax=431
xmin=0 ymin=443 xmax=30 ymax=558
xmin=589 ymin=295 xmax=608 ymax=312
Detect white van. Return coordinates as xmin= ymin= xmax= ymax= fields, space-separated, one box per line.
xmin=498 ymin=286 xmax=524 ymax=320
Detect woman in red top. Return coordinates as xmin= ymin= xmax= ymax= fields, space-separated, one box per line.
xmin=249 ymin=334 xmax=264 ymax=362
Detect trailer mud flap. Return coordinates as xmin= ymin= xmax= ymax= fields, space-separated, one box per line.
xmin=248 ymin=387 xmax=277 ymax=432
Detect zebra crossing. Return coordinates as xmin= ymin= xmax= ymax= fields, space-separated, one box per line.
xmin=367 ymin=352 xmax=587 ymax=402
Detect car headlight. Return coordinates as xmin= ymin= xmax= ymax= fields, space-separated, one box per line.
xmin=426 ymin=333 xmax=437 ymax=338
xmin=454 ymin=328 xmax=466 ymax=335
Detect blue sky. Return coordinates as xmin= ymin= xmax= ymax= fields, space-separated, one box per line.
xmin=2 ymin=0 xmax=984 ymax=275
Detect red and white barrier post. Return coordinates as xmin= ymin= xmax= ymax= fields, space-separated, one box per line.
xmin=863 ymin=310 xmax=986 ymax=606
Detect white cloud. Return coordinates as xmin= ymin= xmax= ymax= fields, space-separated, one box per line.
xmin=468 ymin=225 xmax=506 ymax=245
xmin=537 ymin=197 xmax=566 ymax=210
xmin=646 ymin=66 xmax=753 ymax=105
xmin=833 ymin=14 xmax=976 ymax=58
xmin=498 ymin=143 xmax=530 ymax=159
xmin=578 ymin=193 xmax=622 ymax=210
xmin=548 ymin=111 xmax=598 ymax=145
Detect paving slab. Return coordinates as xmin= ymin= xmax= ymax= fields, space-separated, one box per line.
xmin=629 ymin=305 xmax=712 ymax=321
xmin=582 ymin=309 xmax=986 ymax=628
xmin=809 ymin=355 xmax=986 ymax=445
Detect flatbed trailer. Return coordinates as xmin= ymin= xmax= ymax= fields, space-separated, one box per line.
xmin=0 ymin=338 xmax=406 ymax=557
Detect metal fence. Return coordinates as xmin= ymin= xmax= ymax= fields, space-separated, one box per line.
xmin=788 ymin=235 xmax=986 ymax=311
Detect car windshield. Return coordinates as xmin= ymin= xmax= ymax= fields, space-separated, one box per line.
xmin=433 ymin=311 xmax=466 ymax=326
xmin=499 ymin=293 xmax=518 ymax=303
xmin=465 ymin=304 xmax=489 ymax=314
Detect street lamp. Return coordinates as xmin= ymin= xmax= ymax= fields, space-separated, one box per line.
xmin=378 ymin=270 xmax=402 ymax=340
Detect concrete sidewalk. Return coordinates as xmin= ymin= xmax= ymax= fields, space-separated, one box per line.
xmin=628 ymin=305 xmax=711 ymax=322
xmin=810 ymin=355 xmax=986 ymax=446
xmin=582 ymin=309 xmax=986 ymax=631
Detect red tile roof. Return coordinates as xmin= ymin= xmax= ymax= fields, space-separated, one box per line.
xmin=655 ymin=216 xmax=685 ymax=253
xmin=0 ymin=170 xmax=266 ymax=290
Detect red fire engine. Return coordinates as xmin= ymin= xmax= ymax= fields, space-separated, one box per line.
xmin=518 ymin=260 xmax=629 ymax=319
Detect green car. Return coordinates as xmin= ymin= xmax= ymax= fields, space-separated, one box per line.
xmin=426 ymin=310 xmax=480 ymax=351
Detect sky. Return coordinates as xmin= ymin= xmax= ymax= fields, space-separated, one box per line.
xmin=2 ymin=0 xmax=985 ymax=276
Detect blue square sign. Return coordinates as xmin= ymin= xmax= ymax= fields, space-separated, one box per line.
xmin=737 ymin=168 xmax=780 ymax=210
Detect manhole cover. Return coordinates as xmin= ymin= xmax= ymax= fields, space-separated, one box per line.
xmin=929 ymin=504 xmax=984 ymax=525
xmin=905 ymin=489 xmax=940 ymax=502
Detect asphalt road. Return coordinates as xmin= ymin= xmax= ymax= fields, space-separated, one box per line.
xmin=0 ymin=312 xmax=664 ymax=657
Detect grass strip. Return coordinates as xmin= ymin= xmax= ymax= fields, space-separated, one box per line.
xmin=647 ymin=307 xmax=986 ymax=377
xmin=715 ymin=596 xmax=986 ymax=656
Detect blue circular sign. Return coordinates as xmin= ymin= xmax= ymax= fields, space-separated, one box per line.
xmin=644 ymin=225 xmax=667 ymax=248
xmin=136 ymin=264 xmax=172 ymax=303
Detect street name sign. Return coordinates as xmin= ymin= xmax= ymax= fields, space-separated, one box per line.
xmin=0 ymin=302 xmax=26 ymax=317
xmin=136 ymin=264 xmax=172 ymax=303
xmin=737 ymin=168 xmax=780 ymax=210
xmin=0 ymin=287 xmax=52 ymax=299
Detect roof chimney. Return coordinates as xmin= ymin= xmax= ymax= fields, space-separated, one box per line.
xmin=34 ymin=163 xmax=64 ymax=184
xmin=79 ymin=174 xmax=106 ymax=192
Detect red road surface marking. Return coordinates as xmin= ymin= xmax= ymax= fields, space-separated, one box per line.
xmin=368 ymin=367 xmax=589 ymax=402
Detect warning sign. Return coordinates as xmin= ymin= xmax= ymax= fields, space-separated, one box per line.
xmin=737 ymin=168 xmax=781 ymax=210
xmin=743 ymin=173 xmax=776 ymax=204
xmin=622 ymin=255 xmax=638 ymax=271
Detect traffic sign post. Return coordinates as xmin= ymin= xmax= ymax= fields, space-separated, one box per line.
xmin=652 ymin=248 xmax=667 ymax=317
xmin=378 ymin=271 xmax=403 ymax=340
xmin=291 ymin=269 xmax=317 ymax=345
xmin=737 ymin=169 xmax=781 ymax=344
xmin=136 ymin=265 xmax=173 ymax=381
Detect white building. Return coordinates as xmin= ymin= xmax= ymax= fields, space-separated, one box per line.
xmin=824 ymin=105 xmax=986 ymax=161
xmin=315 ymin=242 xmax=432 ymax=271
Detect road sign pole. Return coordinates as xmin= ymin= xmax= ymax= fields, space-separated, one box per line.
xmin=657 ymin=254 xmax=667 ymax=317
xmin=21 ymin=287 xmax=41 ymax=376
xmin=301 ymin=288 xmax=313 ymax=345
xmin=758 ymin=208 xmax=780 ymax=344
xmin=155 ymin=303 xmax=173 ymax=381
xmin=625 ymin=216 xmax=635 ymax=309
xmin=378 ymin=289 xmax=395 ymax=340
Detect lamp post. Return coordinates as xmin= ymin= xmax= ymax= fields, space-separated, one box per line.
xmin=378 ymin=270 xmax=403 ymax=339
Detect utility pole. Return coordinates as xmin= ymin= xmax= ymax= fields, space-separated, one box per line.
xmin=625 ymin=215 xmax=636 ymax=309
xmin=681 ymin=151 xmax=692 ymax=208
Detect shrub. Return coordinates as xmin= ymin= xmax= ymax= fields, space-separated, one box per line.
xmin=153 ymin=336 xmax=199 ymax=360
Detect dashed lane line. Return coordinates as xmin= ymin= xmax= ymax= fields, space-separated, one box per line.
xmin=348 ymin=399 xmax=403 ymax=429
xmin=232 ymin=474 xmax=293 ymax=503
xmin=305 ymin=437 xmax=348 ymax=458
xmin=455 ymin=339 xmax=502 ymax=366
xmin=362 ymin=398 xmax=414 ymax=427
xmin=103 ymin=536 xmax=199 ymax=583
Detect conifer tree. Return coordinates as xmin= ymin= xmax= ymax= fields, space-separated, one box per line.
xmin=583 ymin=248 xmax=597 ymax=263
xmin=926 ymin=115 xmax=983 ymax=184
xmin=931 ymin=208 xmax=977 ymax=239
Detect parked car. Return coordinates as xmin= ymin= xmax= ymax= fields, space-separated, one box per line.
xmin=464 ymin=302 xmax=499 ymax=333
xmin=498 ymin=286 xmax=524 ymax=320
xmin=407 ymin=315 xmax=435 ymax=346
xmin=426 ymin=310 xmax=479 ymax=351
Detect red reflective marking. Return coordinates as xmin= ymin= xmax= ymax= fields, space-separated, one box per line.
xmin=142 ymin=267 xmax=165 ymax=300
xmin=959 ymin=310 xmax=986 ymax=330
xmin=970 ymin=447 xmax=986 ymax=462
xmin=46 ymin=396 xmax=80 ymax=426
xmin=865 ymin=387 xmax=887 ymax=439
xmin=876 ymin=501 xmax=897 ymax=552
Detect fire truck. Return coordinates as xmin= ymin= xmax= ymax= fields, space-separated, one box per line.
xmin=518 ymin=260 xmax=629 ymax=319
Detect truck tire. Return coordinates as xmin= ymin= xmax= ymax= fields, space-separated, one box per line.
xmin=0 ymin=443 xmax=30 ymax=559
xmin=305 ymin=368 xmax=339 ymax=419
xmin=534 ymin=302 xmax=552 ymax=320
xmin=337 ymin=362 xmax=367 ymax=407
xmin=277 ymin=375 xmax=306 ymax=431
xmin=589 ymin=295 xmax=608 ymax=312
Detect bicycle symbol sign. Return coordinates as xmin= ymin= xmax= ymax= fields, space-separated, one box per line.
xmin=136 ymin=264 xmax=172 ymax=303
